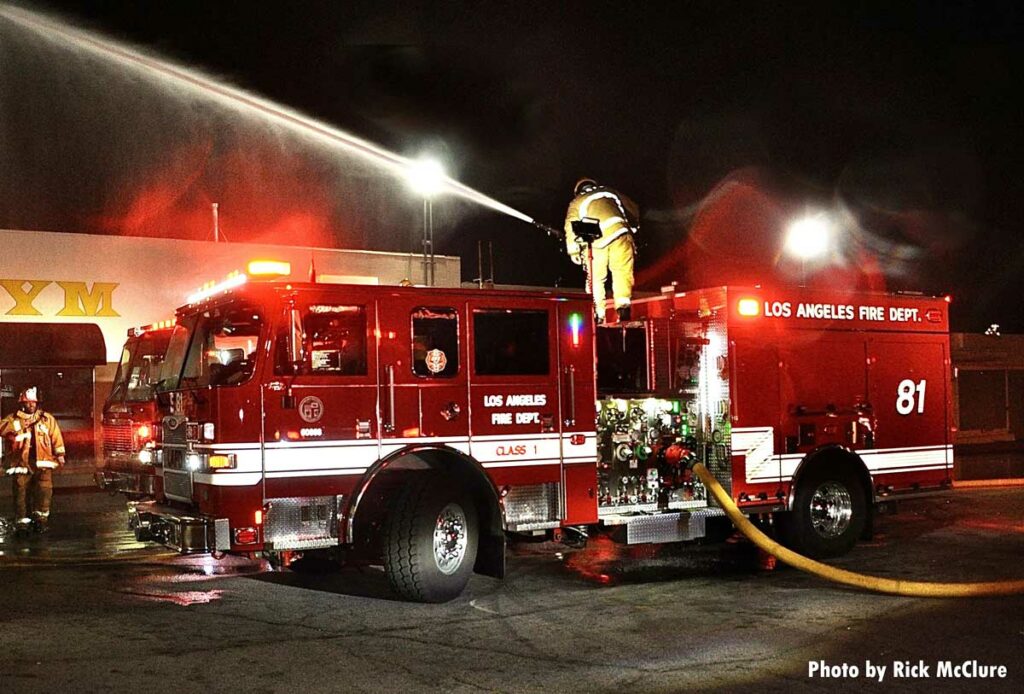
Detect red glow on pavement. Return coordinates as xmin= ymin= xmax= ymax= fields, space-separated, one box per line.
xmin=561 ymin=535 xmax=661 ymax=585
xmin=130 ymin=589 xmax=224 ymax=606
xmin=957 ymin=518 xmax=1024 ymax=534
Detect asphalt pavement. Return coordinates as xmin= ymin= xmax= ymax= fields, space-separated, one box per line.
xmin=1 ymin=481 xmax=1022 ymax=693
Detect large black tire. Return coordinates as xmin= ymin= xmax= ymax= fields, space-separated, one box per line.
xmin=785 ymin=464 xmax=867 ymax=559
xmin=383 ymin=473 xmax=478 ymax=602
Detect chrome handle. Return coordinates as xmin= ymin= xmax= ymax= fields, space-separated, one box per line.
xmin=385 ymin=365 xmax=396 ymax=432
xmin=565 ymin=365 xmax=576 ymax=427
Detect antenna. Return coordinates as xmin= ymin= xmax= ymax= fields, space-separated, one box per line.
xmin=487 ymin=239 xmax=495 ymax=287
xmin=473 ymin=240 xmax=496 ymax=288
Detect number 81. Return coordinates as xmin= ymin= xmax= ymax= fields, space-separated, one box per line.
xmin=896 ymin=379 xmax=926 ymax=415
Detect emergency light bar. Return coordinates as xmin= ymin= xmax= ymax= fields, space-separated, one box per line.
xmin=130 ymin=318 xmax=177 ymax=336
xmin=187 ymin=271 xmax=247 ymax=304
xmin=247 ymin=260 xmax=291 ymax=277
xmin=187 ymin=260 xmax=292 ymax=304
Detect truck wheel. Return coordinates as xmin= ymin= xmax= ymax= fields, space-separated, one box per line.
xmin=787 ymin=465 xmax=866 ymax=559
xmin=383 ymin=473 xmax=478 ymax=602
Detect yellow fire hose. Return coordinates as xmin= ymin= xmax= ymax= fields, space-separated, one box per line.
xmin=692 ymin=463 xmax=1024 ymax=597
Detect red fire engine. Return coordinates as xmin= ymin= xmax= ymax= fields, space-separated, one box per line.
xmin=130 ymin=266 xmax=953 ymax=602
xmin=96 ymin=321 xmax=174 ymax=496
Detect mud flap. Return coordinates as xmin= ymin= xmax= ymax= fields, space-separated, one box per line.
xmin=474 ymin=530 xmax=506 ymax=579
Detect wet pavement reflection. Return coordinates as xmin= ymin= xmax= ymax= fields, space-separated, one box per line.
xmin=0 ymin=489 xmax=770 ymax=607
xmin=0 ymin=491 xmax=267 ymax=608
xmin=3 ymin=486 xmax=1022 ymax=606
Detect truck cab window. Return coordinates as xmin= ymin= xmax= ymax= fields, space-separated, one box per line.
xmin=125 ymin=332 xmax=170 ymax=401
xmin=180 ymin=305 xmax=263 ymax=387
xmin=412 ymin=307 xmax=459 ymax=378
xmin=277 ymin=305 xmax=367 ymax=376
xmin=473 ymin=309 xmax=549 ymax=375
xmin=108 ymin=346 xmax=133 ymax=402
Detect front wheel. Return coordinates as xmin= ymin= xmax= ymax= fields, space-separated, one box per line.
xmin=785 ymin=465 xmax=867 ymax=559
xmin=383 ymin=474 xmax=478 ymax=602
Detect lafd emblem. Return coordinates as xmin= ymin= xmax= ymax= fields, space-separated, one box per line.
xmin=425 ymin=349 xmax=447 ymax=374
xmin=298 ymin=396 xmax=324 ymax=423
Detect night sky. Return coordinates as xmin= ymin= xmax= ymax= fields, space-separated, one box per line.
xmin=2 ymin=1 xmax=1022 ymax=331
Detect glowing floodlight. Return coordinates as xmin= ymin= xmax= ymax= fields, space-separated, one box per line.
xmin=406 ymin=157 xmax=446 ymax=198
xmin=785 ymin=214 xmax=832 ymax=260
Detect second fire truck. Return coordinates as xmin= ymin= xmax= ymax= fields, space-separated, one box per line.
xmin=97 ymin=321 xmax=174 ymax=497
xmin=130 ymin=264 xmax=953 ymax=601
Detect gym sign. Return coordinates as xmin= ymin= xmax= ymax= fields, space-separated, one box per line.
xmin=0 ymin=279 xmax=120 ymax=317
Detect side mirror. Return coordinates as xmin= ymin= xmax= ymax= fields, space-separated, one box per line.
xmin=287 ymin=307 xmax=305 ymax=366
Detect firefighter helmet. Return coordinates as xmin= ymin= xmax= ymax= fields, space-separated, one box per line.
xmin=19 ymin=387 xmax=38 ymax=402
xmin=574 ymin=178 xmax=597 ymax=195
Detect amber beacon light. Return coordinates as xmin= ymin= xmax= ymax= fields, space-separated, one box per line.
xmin=737 ymin=298 xmax=761 ymax=317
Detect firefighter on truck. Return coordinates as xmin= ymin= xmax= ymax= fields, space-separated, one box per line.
xmin=128 ymin=261 xmax=953 ymax=602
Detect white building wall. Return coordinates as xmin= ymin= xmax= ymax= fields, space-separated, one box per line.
xmin=0 ymin=229 xmax=460 ymax=361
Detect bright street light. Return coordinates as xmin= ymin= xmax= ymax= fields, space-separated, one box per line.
xmin=406 ymin=156 xmax=446 ymax=198
xmin=405 ymin=155 xmax=447 ymax=287
xmin=785 ymin=214 xmax=832 ymax=260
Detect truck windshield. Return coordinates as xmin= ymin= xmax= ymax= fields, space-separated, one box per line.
xmin=107 ymin=331 xmax=171 ymax=404
xmin=158 ymin=304 xmax=263 ymax=390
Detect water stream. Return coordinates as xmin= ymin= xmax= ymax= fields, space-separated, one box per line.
xmin=0 ymin=4 xmax=539 ymax=242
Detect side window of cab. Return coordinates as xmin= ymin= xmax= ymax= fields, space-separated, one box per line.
xmin=411 ymin=307 xmax=459 ymax=378
xmin=276 ymin=305 xmax=367 ymax=376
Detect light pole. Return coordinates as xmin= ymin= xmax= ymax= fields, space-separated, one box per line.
xmin=405 ymin=156 xmax=445 ymax=286
xmin=785 ymin=213 xmax=832 ymax=286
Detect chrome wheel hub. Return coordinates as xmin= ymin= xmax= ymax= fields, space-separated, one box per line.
xmin=433 ymin=503 xmax=468 ymax=575
xmin=809 ymin=482 xmax=853 ymax=539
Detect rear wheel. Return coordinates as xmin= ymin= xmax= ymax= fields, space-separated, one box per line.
xmin=383 ymin=474 xmax=478 ymax=602
xmin=786 ymin=464 xmax=867 ymax=558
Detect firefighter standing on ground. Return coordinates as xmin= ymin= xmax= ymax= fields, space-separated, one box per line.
xmin=564 ymin=178 xmax=638 ymax=322
xmin=0 ymin=387 xmax=65 ymax=533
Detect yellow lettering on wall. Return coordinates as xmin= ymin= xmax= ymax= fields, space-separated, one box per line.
xmin=0 ymin=279 xmax=52 ymax=315
xmin=56 ymin=281 xmax=120 ymax=317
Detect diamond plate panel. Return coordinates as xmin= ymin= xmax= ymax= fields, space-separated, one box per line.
xmin=163 ymin=470 xmax=192 ymax=500
xmin=265 ymin=496 xmax=341 ymax=550
xmin=625 ymin=509 xmax=721 ymax=545
xmin=504 ymin=483 xmax=561 ymax=531
xmin=214 ymin=518 xmax=231 ymax=551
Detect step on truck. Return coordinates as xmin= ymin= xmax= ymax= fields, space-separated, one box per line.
xmin=130 ymin=268 xmax=953 ymax=601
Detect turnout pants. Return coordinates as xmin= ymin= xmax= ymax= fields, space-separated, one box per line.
xmin=11 ymin=469 xmax=53 ymax=522
xmin=590 ymin=234 xmax=635 ymax=314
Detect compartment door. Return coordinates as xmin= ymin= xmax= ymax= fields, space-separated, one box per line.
xmin=867 ymin=337 xmax=951 ymax=484
xmin=261 ymin=297 xmax=380 ymax=496
xmin=557 ymin=303 xmax=598 ymax=524
xmin=376 ymin=298 xmax=469 ymax=450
